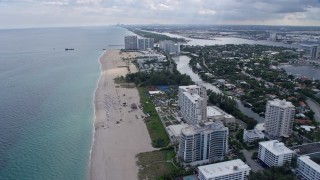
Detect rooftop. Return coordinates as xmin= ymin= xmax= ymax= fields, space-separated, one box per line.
xmin=268 ymin=99 xmax=295 ymax=108
xmin=198 ymin=159 xmax=251 ymax=178
xmin=183 ymin=92 xmax=203 ymax=103
xmin=259 ymin=140 xmax=293 ymax=156
xmin=207 ymin=106 xmax=234 ymax=119
xmin=181 ymin=121 xmax=227 ymax=136
xmin=179 ymin=85 xmax=201 ymax=92
xmin=166 ymin=124 xmax=190 ymax=138
xmin=207 ymin=106 xmax=224 ymax=117
xmin=149 ymin=91 xmax=164 ymax=95
xmin=244 ymin=129 xmax=264 ymax=139
xmin=298 ymin=156 xmax=320 ymax=173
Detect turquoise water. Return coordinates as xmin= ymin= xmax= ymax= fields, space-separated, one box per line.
xmin=0 ymin=26 xmax=133 ymax=179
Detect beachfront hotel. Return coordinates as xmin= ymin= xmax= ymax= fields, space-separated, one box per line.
xmin=265 ymin=99 xmax=295 ymax=137
xmin=197 ymin=159 xmax=251 ymax=180
xmin=178 ymin=85 xmax=207 ymax=125
xmin=178 ymin=121 xmax=228 ymax=165
xmin=258 ymin=140 xmax=294 ymax=167
xmin=296 ymin=156 xmax=320 ymax=180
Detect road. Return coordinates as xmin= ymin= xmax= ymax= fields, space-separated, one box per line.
xmin=241 ymin=150 xmax=264 ymax=172
xmin=306 ymin=97 xmax=320 ymax=122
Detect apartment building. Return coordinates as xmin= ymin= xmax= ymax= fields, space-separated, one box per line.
xmin=198 ymin=159 xmax=251 ymax=180
xmin=265 ymin=99 xmax=295 ymax=137
xmin=296 ymin=156 xmax=320 ymax=180
xmin=178 ymin=85 xmax=207 ymax=125
xmin=258 ymin=140 xmax=294 ymax=167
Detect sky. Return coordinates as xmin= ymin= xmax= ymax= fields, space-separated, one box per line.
xmin=1 ymin=0 xmax=320 ymax=28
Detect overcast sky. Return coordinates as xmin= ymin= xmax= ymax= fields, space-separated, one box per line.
xmin=1 ymin=0 xmax=320 ymax=28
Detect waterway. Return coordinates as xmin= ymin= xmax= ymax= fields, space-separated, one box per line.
xmin=281 ymin=65 xmax=320 ymax=80
xmin=160 ymin=32 xmax=300 ymax=48
xmin=173 ymin=55 xmax=221 ymax=93
xmin=168 ymin=31 xmax=320 ymax=124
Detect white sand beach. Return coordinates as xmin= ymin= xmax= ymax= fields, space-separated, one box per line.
xmin=90 ymin=50 xmax=154 ymax=180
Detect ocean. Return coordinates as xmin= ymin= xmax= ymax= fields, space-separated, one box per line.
xmin=0 ymin=26 xmax=133 ymax=180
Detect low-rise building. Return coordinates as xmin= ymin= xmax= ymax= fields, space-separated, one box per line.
xmin=243 ymin=128 xmax=264 ymax=143
xmin=166 ymin=124 xmax=190 ymax=143
xmin=296 ymin=156 xmax=320 ymax=180
xmin=258 ymin=140 xmax=294 ymax=167
xmin=207 ymin=106 xmax=235 ymax=124
xmin=198 ymin=159 xmax=251 ymax=180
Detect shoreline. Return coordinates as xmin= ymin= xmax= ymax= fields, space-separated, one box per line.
xmin=87 ymin=51 xmax=105 ymax=180
xmin=89 ymin=49 xmax=154 ymax=180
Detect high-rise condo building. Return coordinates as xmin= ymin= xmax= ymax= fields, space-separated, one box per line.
xmin=265 ymin=99 xmax=295 ymax=137
xmin=138 ymin=38 xmax=154 ymax=51
xmin=178 ymin=121 xmax=229 ymax=165
xmin=124 ymin=36 xmax=138 ymax=50
xmin=178 ymin=85 xmax=207 ymax=125
xmin=311 ymin=45 xmax=319 ymax=60
xmin=159 ymin=40 xmax=180 ymax=54
xmin=258 ymin=140 xmax=293 ymax=167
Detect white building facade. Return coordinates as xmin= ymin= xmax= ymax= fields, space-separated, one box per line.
xmin=159 ymin=40 xmax=180 ymax=54
xmin=258 ymin=140 xmax=294 ymax=167
xmin=178 ymin=121 xmax=228 ymax=165
xmin=178 ymin=85 xmax=207 ymax=125
xmin=296 ymin=156 xmax=320 ymax=180
xmin=198 ymin=159 xmax=251 ymax=180
xmin=265 ymin=99 xmax=295 ymax=137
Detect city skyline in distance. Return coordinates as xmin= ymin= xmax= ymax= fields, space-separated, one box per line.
xmin=1 ymin=0 xmax=320 ymax=29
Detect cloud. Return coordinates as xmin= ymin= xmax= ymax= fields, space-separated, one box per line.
xmin=150 ymin=3 xmax=173 ymax=11
xmin=0 ymin=0 xmax=320 ymax=28
xmin=198 ymin=9 xmax=216 ymax=15
xmin=76 ymin=0 xmax=102 ymax=5
xmin=42 ymin=0 xmax=69 ymax=6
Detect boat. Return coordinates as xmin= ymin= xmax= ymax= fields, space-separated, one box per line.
xmin=65 ymin=48 xmax=74 ymax=51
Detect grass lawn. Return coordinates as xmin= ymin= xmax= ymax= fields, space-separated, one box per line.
xmin=138 ymin=87 xmax=170 ymax=148
xmin=137 ymin=149 xmax=175 ymax=166
xmin=139 ymin=162 xmax=176 ymax=180
xmin=137 ymin=149 xmax=177 ymax=180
